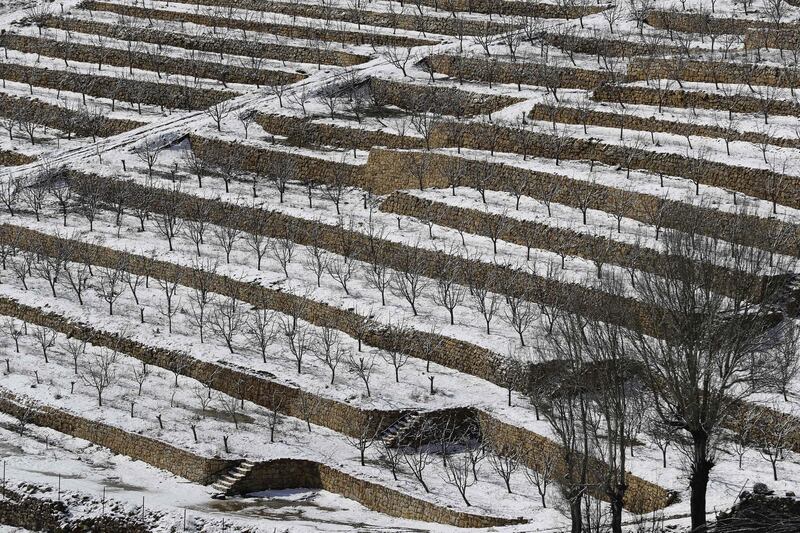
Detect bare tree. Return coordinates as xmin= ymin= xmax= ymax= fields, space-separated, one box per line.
xmin=755 ymin=409 xmax=796 ymax=481
xmin=390 ymin=243 xmax=429 ymax=316
xmin=402 ymin=437 xmax=433 ymax=492
xmin=244 ymin=226 xmax=271 ymax=271
xmin=205 ymin=101 xmax=231 ymax=131
xmin=132 ymin=361 xmax=149 ymax=396
xmin=348 ymin=352 xmax=376 ymax=397
xmin=156 ymin=277 xmax=181 ymax=334
xmin=302 ymin=238 xmax=330 ymax=287
xmin=80 ymin=348 xmax=117 ymax=406
xmin=296 ymin=388 xmax=323 ymax=432
xmin=524 ymin=447 xmax=558 ymax=508
xmin=267 ymin=392 xmax=283 ymax=443
xmin=245 ymin=308 xmax=276 ymax=363
xmin=345 ymin=417 xmax=381 ymax=466
xmin=65 ymin=338 xmax=87 ymax=375
xmin=313 ymin=326 xmax=346 ymax=384
xmin=432 ymin=254 xmax=465 ymax=325
xmin=487 ymin=445 xmax=519 ymax=494
xmin=209 ymin=295 xmax=246 ymax=354
xmin=269 ymin=234 xmax=296 ymax=278
xmin=772 ymin=322 xmax=800 ymax=402
xmin=238 ymin=110 xmax=256 ymax=139
xmin=503 ymin=288 xmax=538 ymax=347
xmin=186 ymin=261 xmax=217 ymax=344
xmin=628 ymin=229 xmax=788 ymax=533
xmin=95 ymin=263 xmax=126 ymax=315
xmin=386 ymin=45 xmax=413 ymax=77
xmin=21 ymin=185 xmax=47 ymax=222
xmin=152 ymin=183 xmax=184 ymax=251
xmin=4 ymin=318 xmax=23 ymax=353
xmin=441 ymin=452 xmax=477 ymax=506
xmin=33 ymin=325 xmax=57 ymax=364
xmin=212 ymin=224 xmax=242 ymax=264
xmin=133 ymin=139 xmax=164 ymax=178
xmin=381 ymin=324 xmax=412 ymax=383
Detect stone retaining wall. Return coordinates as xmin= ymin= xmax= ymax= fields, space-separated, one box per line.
xmin=0 ymin=61 xmax=234 ymax=110
xmin=255 ymin=112 xmax=426 ymax=150
xmin=379 ymin=191 xmax=773 ymax=302
xmin=230 ymin=459 xmax=524 ymax=527
xmin=0 ymin=33 xmax=304 ymax=87
xmin=79 ymin=0 xmax=437 ymax=48
xmin=0 ymin=235 xmax=404 ymax=438
xmin=425 ymin=53 xmax=613 ymax=89
xmin=0 ymin=484 xmax=152 ymax=532
xmin=745 ymin=28 xmax=800 ymax=49
xmin=0 ymin=226 xmax=673 ymax=514
xmin=475 ymin=412 xmax=674 ymax=514
xmin=363 ymin=147 xmax=800 ymax=256
xmin=643 ymin=10 xmax=794 ymax=34
xmin=0 ymin=391 xmax=520 ymax=528
xmin=194 ymin=125 xmax=800 ymax=257
xmin=42 ymin=16 xmax=369 ymax=67
xmin=543 ymin=31 xmax=679 ymax=57
xmin=0 ymin=391 xmax=237 ymax=483
xmin=592 ymin=84 xmax=800 ymax=117
xmin=411 ymin=0 xmax=607 ymax=18
xmin=434 ymin=121 xmax=800 ymax=211
xmin=369 ymin=77 xmax=524 ymax=116
xmin=159 ymin=0 xmax=514 ymax=36
xmin=73 ymin=168 xmax=662 ymax=339
xmin=0 ymin=92 xmax=142 ymax=138
xmin=626 ymin=57 xmax=800 ymax=89
xmin=530 ymin=102 xmax=800 ymax=149
xmin=0 ymin=150 xmax=36 ymax=166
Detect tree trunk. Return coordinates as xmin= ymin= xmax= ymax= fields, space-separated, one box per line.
xmin=569 ymin=492 xmax=582 ymax=533
xmin=689 ymin=433 xmax=712 ymax=533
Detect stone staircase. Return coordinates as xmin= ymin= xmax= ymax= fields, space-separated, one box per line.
xmin=209 ymin=459 xmax=255 ymax=497
xmin=379 ymin=411 xmax=422 ymax=447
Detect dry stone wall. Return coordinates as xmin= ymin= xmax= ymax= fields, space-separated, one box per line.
xmin=380 ymin=191 xmax=774 ymax=302
xmin=436 ymin=121 xmax=800 ymax=210
xmin=0 ymin=33 xmax=305 ymax=87
xmin=363 ymin=146 xmax=800 ymax=256
xmin=0 ymin=225 xmax=674 ymax=515
xmin=627 ymin=57 xmax=800 ymax=89
xmin=412 ymin=0 xmax=606 ymax=18
xmin=0 ymin=92 xmax=142 ymax=138
xmin=425 ymin=54 xmax=613 ymax=89
xmin=0 ymin=150 xmax=35 ymax=166
xmin=643 ymin=10 xmax=797 ymax=34
xmin=74 ymin=166 xmax=663 ymax=339
xmin=0 ymin=229 xmax=404 ymax=438
xmin=0 ymin=485 xmax=153 ymax=532
xmin=229 ymin=458 xmax=524 ymax=527
xmin=593 ymin=84 xmax=800 ymax=117
xmin=543 ymin=31 xmax=679 ymax=57
xmin=192 ymin=130 xmax=800 ymax=257
xmin=745 ymin=28 xmax=800 ymax=49
xmin=0 ymin=391 xmax=522 ymax=527
xmin=0 ymin=62 xmax=234 ymax=110
xmin=255 ymin=113 xmax=426 ymax=150
xmin=79 ymin=0 xmax=437 ymax=48
xmin=0 ymin=391 xmax=238 ymax=483
xmin=159 ymin=0 xmax=514 ymax=36
xmin=41 ymin=16 xmax=369 ymax=67
xmin=476 ymin=412 xmax=675 ymax=514
xmin=530 ymin=102 xmax=800 ymax=149
xmin=369 ymin=77 xmax=525 ymax=116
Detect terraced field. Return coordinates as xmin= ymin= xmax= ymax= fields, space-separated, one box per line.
xmin=0 ymin=0 xmax=799 ymax=531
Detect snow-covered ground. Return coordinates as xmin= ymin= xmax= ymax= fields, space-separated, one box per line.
xmin=0 ymin=0 xmax=798 ymax=529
